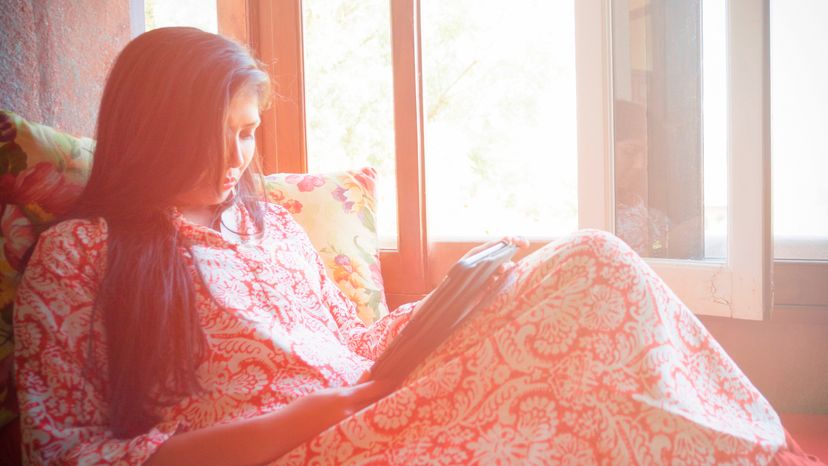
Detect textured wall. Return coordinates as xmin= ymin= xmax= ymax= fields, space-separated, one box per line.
xmin=700 ymin=315 xmax=828 ymax=414
xmin=0 ymin=0 xmax=131 ymax=138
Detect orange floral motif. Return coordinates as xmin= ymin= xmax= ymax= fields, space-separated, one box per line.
xmin=328 ymin=254 xmax=364 ymax=298
xmin=265 ymin=187 xmax=303 ymax=214
xmin=353 ymin=167 xmax=375 ymax=193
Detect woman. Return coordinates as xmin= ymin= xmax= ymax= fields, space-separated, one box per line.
xmin=13 ymin=27 xmax=814 ymax=465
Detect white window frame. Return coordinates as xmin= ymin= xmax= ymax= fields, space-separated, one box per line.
xmin=575 ymin=0 xmax=772 ymax=320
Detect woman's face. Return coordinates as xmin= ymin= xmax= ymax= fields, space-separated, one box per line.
xmin=175 ymin=89 xmax=261 ymax=209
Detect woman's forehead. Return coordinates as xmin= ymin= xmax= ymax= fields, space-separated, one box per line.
xmin=228 ymin=91 xmax=260 ymax=127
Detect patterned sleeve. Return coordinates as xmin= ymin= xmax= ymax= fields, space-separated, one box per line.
xmin=262 ymin=201 xmax=417 ymax=361
xmin=311 ymin=249 xmax=418 ymax=361
xmin=13 ymin=219 xmax=181 ymax=465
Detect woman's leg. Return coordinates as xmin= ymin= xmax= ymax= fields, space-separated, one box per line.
xmin=277 ymin=229 xmax=785 ymax=465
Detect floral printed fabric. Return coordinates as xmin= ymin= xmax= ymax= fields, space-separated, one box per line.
xmin=264 ymin=168 xmax=388 ymax=325
xmin=0 ymin=110 xmax=93 ymax=428
xmin=14 ymin=202 xmax=414 ymax=464
xmin=272 ymin=230 xmax=787 ymax=465
xmin=0 ymin=110 xmax=390 ymax=430
xmin=15 ymin=199 xmax=788 ymax=464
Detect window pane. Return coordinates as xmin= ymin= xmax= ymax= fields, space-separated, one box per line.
xmin=302 ymin=0 xmax=398 ymax=248
xmin=611 ymin=0 xmax=727 ymax=260
xmin=145 ymin=0 xmax=217 ymax=33
xmin=421 ymin=0 xmax=578 ymax=241
xmin=771 ymin=1 xmax=828 ymax=261
xmin=701 ymin=0 xmax=728 ymax=260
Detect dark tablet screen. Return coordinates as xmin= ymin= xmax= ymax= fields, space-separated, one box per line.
xmin=370 ymin=241 xmax=517 ymax=382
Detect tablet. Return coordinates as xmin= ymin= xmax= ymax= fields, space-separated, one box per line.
xmin=370 ymin=241 xmax=518 ymax=383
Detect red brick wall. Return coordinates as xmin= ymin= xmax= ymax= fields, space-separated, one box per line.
xmin=0 ymin=0 xmax=131 ymax=138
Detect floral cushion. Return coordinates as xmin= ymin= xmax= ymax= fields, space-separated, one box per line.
xmin=0 ymin=111 xmax=94 ymax=427
xmin=0 ymin=110 xmax=387 ymax=429
xmin=263 ymin=169 xmax=389 ymax=325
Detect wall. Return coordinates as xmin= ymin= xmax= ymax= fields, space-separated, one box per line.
xmin=0 ymin=0 xmax=131 ymax=137
xmin=700 ymin=314 xmax=828 ymax=414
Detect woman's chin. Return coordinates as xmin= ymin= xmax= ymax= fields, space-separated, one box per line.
xmin=218 ymin=186 xmax=236 ymax=202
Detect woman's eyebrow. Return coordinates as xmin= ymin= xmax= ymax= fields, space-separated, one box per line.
xmin=232 ymin=119 xmax=261 ymax=129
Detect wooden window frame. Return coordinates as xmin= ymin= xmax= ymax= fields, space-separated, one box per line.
xmin=244 ymin=0 xmax=429 ymax=310
xmin=236 ymin=0 xmax=826 ymax=318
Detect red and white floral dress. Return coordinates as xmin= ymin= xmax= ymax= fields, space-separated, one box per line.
xmin=14 ymin=202 xmax=794 ymax=465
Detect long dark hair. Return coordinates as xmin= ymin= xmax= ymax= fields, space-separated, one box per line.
xmin=69 ymin=27 xmax=270 ymax=437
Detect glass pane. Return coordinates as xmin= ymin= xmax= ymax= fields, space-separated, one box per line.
xmin=702 ymin=0 xmax=728 ymax=259
xmin=302 ymin=1 xmax=398 ymax=248
xmin=421 ymin=0 xmax=578 ymax=240
xmin=771 ymin=1 xmax=828 ymax=261
xmin=145 ymin=0 xmax=218 ymax=33
xmin=611 ymin=0 xmax=727 ymax=260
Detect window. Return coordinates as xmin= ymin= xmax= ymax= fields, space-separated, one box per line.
xmin=581 ymin=0 xmax=773 ymax=319
xmin=601 ymin=0 xmax=756 ymax=318
xmin=245 ymin=0 xmax=825 ymax=317
xmin=142 ymin=0 xmax=218 ymax=34
xmin=769 ymin=0 xmax=828 ymax=309
xmin=770 ymin=0 xmax=828 ymax=262
xmin=420 ymin=0 xmax=578 ymax=241
xmin=610 ymin=0 xmax=728 ymax=261
xmin=301 ymin=0 xmax=399 ymax=248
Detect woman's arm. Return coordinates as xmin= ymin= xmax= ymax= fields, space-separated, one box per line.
xmin=270 ymin=202 xmax=418 ymax=360
xmin=15 ymin=219 xmax=395 ymax=465
xmin=145 ymin=380 xmax=393 ymax=466
xmin=315 ymin=236 xmax=529 ymax=362
xmin=15 ymin=220 xmax=185 ymax=465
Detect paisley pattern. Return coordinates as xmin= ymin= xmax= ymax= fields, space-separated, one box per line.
xmin=13 ymin=202 xmax=788 ymax=465
xmin=264 ymin=168 xmax=388 ymax=324
xmin=1 ymin=111 xmax=388 ymax=432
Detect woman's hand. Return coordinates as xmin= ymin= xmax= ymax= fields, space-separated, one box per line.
xmin=146 ymin=379 xmax=396 ymax=466
xmin=301 ymin=379 xmax=396 ymax=425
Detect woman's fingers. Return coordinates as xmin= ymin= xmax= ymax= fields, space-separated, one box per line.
xmin=461 ymin=236 xmax=529 ymax=261
xmin=485 ymin=261 xmax=516 ymax=292
xmin=496 ymin=261 xmax=516 ymax=275
xmin=504 ymin=236 xmax=529 ymax=249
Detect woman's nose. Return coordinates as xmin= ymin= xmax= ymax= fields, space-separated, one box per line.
xmin=227 ymin=138 xmax=244 ymax=168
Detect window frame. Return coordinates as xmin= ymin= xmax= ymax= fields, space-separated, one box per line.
xmin=547 ymin=0 xmax=773 ymax=320
xmin=242 ymin=0 xmax=825 ymax=318
xmin=249 ymin=0 xmax=430 ymax=309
